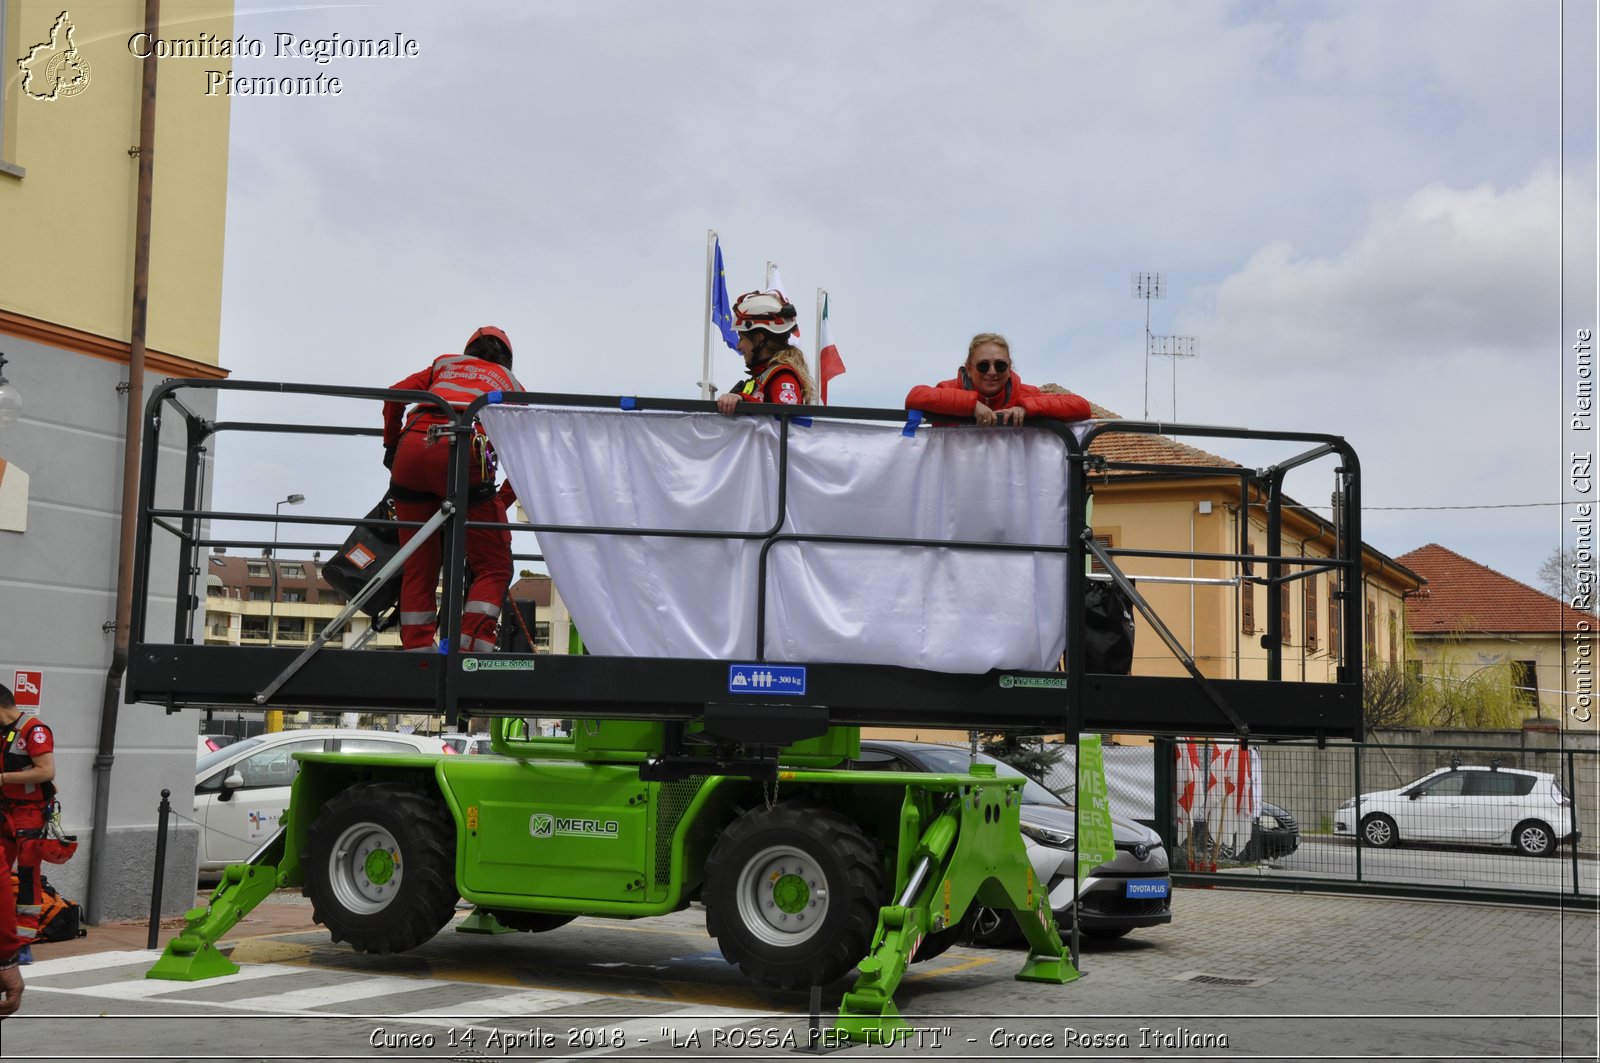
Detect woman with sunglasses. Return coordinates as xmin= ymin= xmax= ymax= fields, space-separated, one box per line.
xmin=905 ymin=333 xmax=1089 ymax=426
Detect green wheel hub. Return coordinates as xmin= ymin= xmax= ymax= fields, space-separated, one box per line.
xmin=363 ymin=847 xmax=396 ymax=885
xmin=771 ymin=873 xmax=810 ymax=914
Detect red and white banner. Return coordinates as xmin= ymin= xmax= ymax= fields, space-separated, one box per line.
xmin=1176 ymin=738 xmax=1260 ymax=855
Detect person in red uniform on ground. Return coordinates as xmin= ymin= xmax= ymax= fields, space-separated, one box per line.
xmin=0 ymin=682 xmax=54 ymax=972
xmin=383 ymin=326 xmax=524 ymax=652
xmin=905 ymin=332 xmax=1091 ymax=426
xmin=715 ymin=290 xmax=817 ymax=414
xmin=0 ymin=841 xmax=21 ymax=1018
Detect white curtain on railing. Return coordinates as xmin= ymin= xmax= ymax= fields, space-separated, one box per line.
xmin=480 ymin=406 xmax=1071 ymax=673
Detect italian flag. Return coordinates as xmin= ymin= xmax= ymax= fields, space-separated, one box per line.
xmin=818 ymin=294 xmax=846 ymax=404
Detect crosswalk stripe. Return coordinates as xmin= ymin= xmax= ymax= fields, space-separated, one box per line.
xmin=38 ymin=962 xmax=305 ymax=1000
xmin=23 ymin=949 xmax=163 ymax=976
xmin=234 ymin=974 xmax=451 ymax=1012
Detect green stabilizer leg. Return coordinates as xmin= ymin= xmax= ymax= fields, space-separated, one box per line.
xmin=834 ymin=904 xmax=919 ymax=1044
xmin=147 ymin=835 xmax=287 ymax=982
xmin=455 ymin=907 xmax=518 ymax=935
xmin=836 ymin=799 xmax=962 ymax=1042
xmin=1009 ymin=877 xmax=1078 ymax=985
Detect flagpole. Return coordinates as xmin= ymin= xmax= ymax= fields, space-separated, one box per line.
xmin=701 ymin=229 xmax=716 ymax=400
xmin=815 ymin=288 xmax=824 ymax=362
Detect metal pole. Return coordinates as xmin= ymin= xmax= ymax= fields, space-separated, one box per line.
xmin=1353 ymin=742 xmax=1363 ymax=883
xmin=88 ymin=0 xmax=160 ymax=926
xmin=1569 ymin=749 xmax=1581 ymax=899
xmin=146 ymin=788 xmax=171 ymax=949
xmin=700 ymin=230 xmax=715 ymax=400
xmin=815 ymin=288 xmax=824 ymax=363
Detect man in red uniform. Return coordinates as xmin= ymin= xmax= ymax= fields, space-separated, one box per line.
xmin=906 ymin=332 xmax=1091 ymax=426
xmin=0 ymin=682 xmax=54 ymax=968
xmin=383 ymin=326 xmax=524 ymax=652
xmin=0 ymin=850 xmax=22 ymax=1017
xmin=715 ymin=290 xmax=817 ymax=414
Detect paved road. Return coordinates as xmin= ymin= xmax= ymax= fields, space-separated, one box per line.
xmin=1258 ymin=838 xmax=1600 ymax=894
xmin=9 ymin=887 xmax=1597 ymax=1062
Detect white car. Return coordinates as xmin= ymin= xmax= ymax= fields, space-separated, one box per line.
xmin=194 ymin=728 xmax=454 ymax=875
xmin=1334 ymin=765 xmax=1576 ymax=857
xmin=438 ymin=732 xmax=495 ymax=755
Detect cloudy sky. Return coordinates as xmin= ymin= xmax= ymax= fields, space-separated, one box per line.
xmin=208 ymin=0 xmax=1597 ymax=591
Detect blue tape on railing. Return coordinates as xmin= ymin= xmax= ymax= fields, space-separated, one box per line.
xmin=438 ymin=639 xmax=450 ymax=654
xmin=486 ymin=390 xmax=503 ymax=404
xmin=793 ymin=416 xmax=813 ymax=428
xmin=902 ymin=410 xmax=923 ymax=436
xmin=620 ymin=396 xmax=637 ymax=410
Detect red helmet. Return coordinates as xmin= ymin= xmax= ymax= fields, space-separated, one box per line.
xmin=19 ymin=834 xmax=77 ymax=865
xmin=465 ymin=326 xmax=513 ymax=367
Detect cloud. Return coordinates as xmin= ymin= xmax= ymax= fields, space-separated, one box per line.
xmin=1190 ymin=169 xmax=1590 ymax=370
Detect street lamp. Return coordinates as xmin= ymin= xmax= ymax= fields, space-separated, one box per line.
xmin=267 ymin=493 xmax=305 ymax=648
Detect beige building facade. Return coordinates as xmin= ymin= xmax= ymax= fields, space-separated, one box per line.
xmin=1 ymin=1 xmax=236 ymax=918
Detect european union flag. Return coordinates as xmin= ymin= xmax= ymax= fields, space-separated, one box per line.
xmin=711 ymin=239 xmax=740 ymax=351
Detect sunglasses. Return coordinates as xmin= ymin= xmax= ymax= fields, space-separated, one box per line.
xmin=974 ymin=359 xmax=1009 ymax=374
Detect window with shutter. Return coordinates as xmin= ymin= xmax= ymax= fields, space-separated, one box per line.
xmin=1280 ymin=583 xmax=1292 ymax=645
xmin=1241 ymin=541 xmax=1255 ymax=634
xmin=1330 ymin=581 xmax=1341 ymax=656
xmin=1090 ymin=534 xmax=1113 ymax=573
xmin=1305 ymin=576 xmax=1319 ymax=652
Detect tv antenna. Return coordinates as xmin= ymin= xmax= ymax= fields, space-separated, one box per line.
xmin=1131 ymin=272 xmax=1164 ymax=418
xmin=1149 ymin=334 xmax=1197 ymax=419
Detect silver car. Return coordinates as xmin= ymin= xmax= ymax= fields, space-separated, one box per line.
xmin=857 ymin=740 xmax=1172 ymax=946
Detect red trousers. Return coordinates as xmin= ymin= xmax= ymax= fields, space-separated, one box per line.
xmin=391 ymin=426 xmax=512 ymax=652
xmin=1 ymin=801 xmax=45 ymax=949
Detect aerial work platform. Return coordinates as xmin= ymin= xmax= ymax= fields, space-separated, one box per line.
xmin=126 ymin=379 xmax=1364 ymax=746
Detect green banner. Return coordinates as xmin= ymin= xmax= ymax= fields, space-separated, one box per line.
xmin=1075 ymin=733 xmax=1115 ymax=884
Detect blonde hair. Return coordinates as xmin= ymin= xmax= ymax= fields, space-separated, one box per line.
xmin=769 ymin=346 xmax=817 ymax=404
xmin=967 ymin=333 xmax=1011 ymax=361
xmin=750 ymin=331 xmax=817 ymax=403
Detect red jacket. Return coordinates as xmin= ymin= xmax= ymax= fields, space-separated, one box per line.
xmin=905 ymin=372 xmax=1091 ymax=422
xmin=731 ymin=360 xmax=804 ymax=405
xmin=383 ymin=353 xmax=525 ymax=449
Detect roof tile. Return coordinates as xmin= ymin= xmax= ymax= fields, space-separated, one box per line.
xmin=1396 ymin=543 xmax=1591 ymax=635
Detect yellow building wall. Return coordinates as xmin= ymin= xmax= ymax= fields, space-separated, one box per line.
xmin=2 ymin=0 xmax=231 ymax=363
xmin=1091 ymin=480 xmax=1415 ymax=685
xmin=1409 ymin=632 xmax=1590 ymax=729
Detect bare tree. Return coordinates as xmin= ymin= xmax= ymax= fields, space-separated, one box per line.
xmin=1363 ymin=663 xmax=1421 ymax=731
xmin=1537 ymin=547 xmax=1575 ymax=599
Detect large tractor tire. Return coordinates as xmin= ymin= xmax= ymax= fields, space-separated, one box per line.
xmin=703 ymin=801 xmax=885 ymax=989
xmin=303 ymin=781 xmax=460 ymax=953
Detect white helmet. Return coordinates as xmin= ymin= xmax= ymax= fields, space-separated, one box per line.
xmin=732 ymin=290 xmax=798 ymax=335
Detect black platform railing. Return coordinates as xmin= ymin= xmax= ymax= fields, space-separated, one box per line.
xmin=127 ymin=379 xmax=1364 ymax=740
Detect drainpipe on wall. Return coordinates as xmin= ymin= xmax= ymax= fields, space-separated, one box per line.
xmin=87 ymin=0 xmax=159 ymax=924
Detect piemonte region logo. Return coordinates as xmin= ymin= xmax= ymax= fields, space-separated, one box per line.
xmin=18 ymin=10 xmax=92 ymax=102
